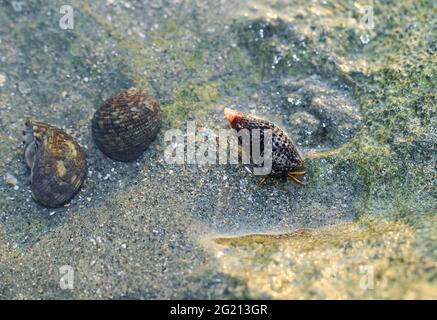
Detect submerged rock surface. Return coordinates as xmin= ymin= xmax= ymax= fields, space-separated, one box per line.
xmin=0 ymin=0 xmax=435 ymax=298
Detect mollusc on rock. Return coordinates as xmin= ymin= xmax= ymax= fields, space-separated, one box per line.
xmin=0 ymin=0 xmax=435 ymax=299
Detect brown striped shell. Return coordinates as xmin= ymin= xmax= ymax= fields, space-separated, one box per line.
xmin=91 ymin=88 xmax=161 ymax=162
xmin=23 ymin=122 xmax=86 ymax=208
xmin=224 ymin=108 xmax=304 ymax=179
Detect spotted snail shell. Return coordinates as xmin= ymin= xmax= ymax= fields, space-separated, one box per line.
xmin=91 ymin=88 xmax=161 ymax=162
xmin=224 ymin=108 xmax=305 ymax=184
xmin=23 ymin=121 xmax=87 ymax=208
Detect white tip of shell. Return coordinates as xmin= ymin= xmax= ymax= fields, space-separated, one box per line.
xmin=224 ymin=108 xmax=239 ymax=123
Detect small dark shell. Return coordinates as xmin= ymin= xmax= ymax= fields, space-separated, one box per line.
xmin=224 ymin=108 xmax=304 ymax=177
xmin=23 ymin=122 xmax=86 ymax=208
xmin=91 ymin=88 xmax=161 ymax=162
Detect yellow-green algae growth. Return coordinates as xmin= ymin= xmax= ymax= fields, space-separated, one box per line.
xmin=0 ymin=0 xmax=435 ymax=299
xmin=204 ymin=213 xmax=437 ymax=299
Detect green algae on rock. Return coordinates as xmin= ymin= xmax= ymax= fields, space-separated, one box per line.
xmin=0 ymin=0 xmax=435 ymax=299
xmin=205 ymin=214 xmax=437 ymax=299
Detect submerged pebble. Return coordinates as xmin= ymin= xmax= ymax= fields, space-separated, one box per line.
xmin=4 ymin=173 xmax=19 ymax=188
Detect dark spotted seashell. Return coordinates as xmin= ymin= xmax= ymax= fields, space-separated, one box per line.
xmin=23 ymin=121 xmax=87 ymax=208
xmin=224 ymin=108 xmax=305 ymax=185
xmin=91 ymin=88 xmax=161 ymax=162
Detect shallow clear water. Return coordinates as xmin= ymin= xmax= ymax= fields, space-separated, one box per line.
xmin=0 ymin=0 xmax=435 ymax=299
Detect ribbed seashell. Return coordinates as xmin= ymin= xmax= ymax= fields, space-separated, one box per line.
xmin=224 ymin=108 xmax=305 ymax=185
xmin=23 ymin=121 xmax=87 ymax=208
xmin=91 ymin=88 xmax=161 ymax=162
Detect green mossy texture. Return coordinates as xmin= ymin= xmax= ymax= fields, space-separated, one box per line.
xmin=0 ymin=0 xmax=435 ymax=298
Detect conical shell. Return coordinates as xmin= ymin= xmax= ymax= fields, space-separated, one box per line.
xmin=91 ymin=88 xmax=161 ymax=162
xmin=224 ymin=108 xmax=304 ymax=176
xmin=23 ymin=122 xmax=86 ymax=208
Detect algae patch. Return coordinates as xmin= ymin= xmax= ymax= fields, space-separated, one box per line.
xmin=204 ymin=215 xmax=437 ymax=299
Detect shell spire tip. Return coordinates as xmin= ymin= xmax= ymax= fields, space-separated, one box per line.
xmin=224 ymin=107 xmax=239 ymax=124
